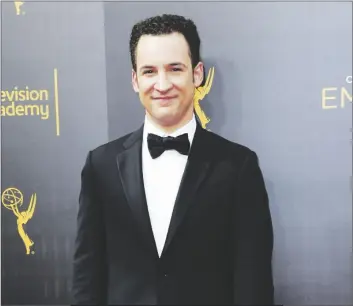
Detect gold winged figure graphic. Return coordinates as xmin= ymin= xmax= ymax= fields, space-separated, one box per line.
xmin=2 ymin=188 xmax=37 ymax=255
xmin=194 ymin=67 xmax=215 ymax=130
xmin=13 ymin=193 xmax=36 ymax=254
xmin=14 ymin=1 xmax=24 ymax=15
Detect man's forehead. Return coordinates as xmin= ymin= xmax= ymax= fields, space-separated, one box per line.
xmin=136 ymin=33 xmax=188 ymax=54
xmin=138 ymin=32 xmax=186 ymax=43
xmin=135 ymin=34 xmax=191 ymax=67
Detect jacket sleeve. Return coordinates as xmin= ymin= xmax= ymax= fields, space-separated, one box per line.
xmin=72 ymin=151 xmax=107 ymax=305
xmin=233 ymin=150 xmax=274 ymax=305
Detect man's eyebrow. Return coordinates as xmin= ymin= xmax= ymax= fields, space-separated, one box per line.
xmin=169 ymin=62 xmax=187 ymax=67
xmin=139 ymin=63 xmax=187 ymax=71
xmin=139 ymin=65 xmax=154 ymax=71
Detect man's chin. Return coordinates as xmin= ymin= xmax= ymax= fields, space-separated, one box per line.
xmin=150 ymin=111 xmax=180 ymax=125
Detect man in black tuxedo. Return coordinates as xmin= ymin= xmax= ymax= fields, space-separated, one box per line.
xmin=72 ymin=14 xmax=274 ymax=305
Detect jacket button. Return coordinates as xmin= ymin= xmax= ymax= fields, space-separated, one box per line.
xmin=164 ymin=273 xmax=168 ymax=277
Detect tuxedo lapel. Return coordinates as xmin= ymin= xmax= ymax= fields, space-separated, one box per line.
xmin=116 ymin=124 xmax=159 ymax=259
xmin=116 ymin=121 xmax=214 ymax=260
xmin=161 ymin=123 xmax=213 ymax=257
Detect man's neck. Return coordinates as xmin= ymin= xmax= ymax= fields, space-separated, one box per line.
xmin=146 ymin=111 xmax=195 ymax=135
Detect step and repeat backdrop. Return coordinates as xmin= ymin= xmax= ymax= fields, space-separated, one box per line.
xmin=1 ymin=1 xmax=109 ymax=304
xmin=1 ymin=1 xmax=352 ymax=305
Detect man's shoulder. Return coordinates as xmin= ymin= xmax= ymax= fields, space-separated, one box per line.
xmin=88 ymin=129 xmax=138 ymax=163
xmin=204 ymin=129 xmax=258 ymax=162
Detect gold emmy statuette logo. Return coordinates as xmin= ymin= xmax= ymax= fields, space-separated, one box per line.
xmin=14 ymin=1 xmax=25 ymax=15
xmin=2 ymin=188 xmax=36 ymax=255
xmin=194 ymin=67 xmax=215 ymax=130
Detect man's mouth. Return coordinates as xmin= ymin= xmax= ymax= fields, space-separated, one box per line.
xmin=152 ymin=96 xmax=177 ymax=100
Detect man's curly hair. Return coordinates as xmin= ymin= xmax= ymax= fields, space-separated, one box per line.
xmin=129 ymin=14 xmax=202 ymax=74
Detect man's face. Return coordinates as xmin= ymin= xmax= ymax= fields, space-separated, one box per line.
xmin=132 ymin=32 xmax=203 ymax=128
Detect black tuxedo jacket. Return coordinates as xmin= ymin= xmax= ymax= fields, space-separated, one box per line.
xmin=72 ymin=121 xmax=274 ymax=305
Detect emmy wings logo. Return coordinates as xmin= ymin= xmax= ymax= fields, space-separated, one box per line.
xmin=14 ymin=1 xmax=25 ymax=15
xmin=194 ymin=67 xmax=215 ymax=130
xmin=322 ymin=75 xmax=352 ymax=110
xmin=1 ymin=69 xmax=61 ymax=136
xmin=1 ymin=187 xmax=37 ymax=255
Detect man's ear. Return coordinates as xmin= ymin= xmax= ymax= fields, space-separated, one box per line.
xmin=193 ymin=62 xmax=204 ymax=88
xmin=132 ymin=69 xmax=139 ymax=93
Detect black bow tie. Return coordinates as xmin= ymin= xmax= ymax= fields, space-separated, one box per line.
xmin=147 ymin=133 xmax=190 ymax=159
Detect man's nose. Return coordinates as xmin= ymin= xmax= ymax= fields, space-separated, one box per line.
xmin=155 ymin=75 xmax=172 ymax=92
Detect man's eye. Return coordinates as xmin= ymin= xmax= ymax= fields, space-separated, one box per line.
xmin=143 ymin=70 xmax=153 ymax=75
xmin=172 ymin=68 xmax=182 ymax=71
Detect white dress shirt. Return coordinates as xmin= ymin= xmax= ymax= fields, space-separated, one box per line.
xmin=142 ymin=114 xmax=197 ymax=257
